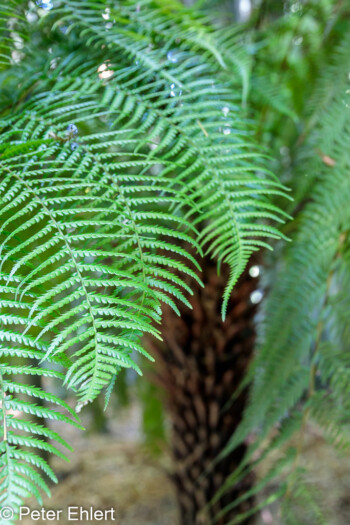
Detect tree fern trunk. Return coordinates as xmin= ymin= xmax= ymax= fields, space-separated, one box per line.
xmin=148 ymin=259 xmax=258 ymax=525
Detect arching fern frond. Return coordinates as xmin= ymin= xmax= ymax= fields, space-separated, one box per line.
xmin=217 ymin=38 xmax=350 ymax=524
xmin=0 ymin=275 xmax=82 ymax=520
xmin=0 ymin=97 xmax=202 ymax=404
xmin=291 ymin=31 xmax=350 ymax=204
xmin=0 ymin=0 xmax=289 ymax=516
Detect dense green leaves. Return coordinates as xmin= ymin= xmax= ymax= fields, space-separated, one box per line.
xmin=0 ymin=0 xmax=288 ymax=518
xmin=217 ymin=11 xmax=350 ymax=524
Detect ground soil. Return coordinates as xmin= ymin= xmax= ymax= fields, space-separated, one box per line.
xmin=19 ymin=403 xmax=350 ymax=525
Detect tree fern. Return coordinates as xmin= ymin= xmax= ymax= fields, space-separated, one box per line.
xmin=217 ymin=22 xmax=350 ymax=524
xmin=0 ymin=0 xmax=288 ymax=519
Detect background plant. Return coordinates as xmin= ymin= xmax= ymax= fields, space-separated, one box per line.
xmin=210 ymin=2 xmax=350 ymax=524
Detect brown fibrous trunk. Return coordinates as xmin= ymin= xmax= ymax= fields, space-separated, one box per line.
xmin=147 ymin=258 xmax=259 ymax=525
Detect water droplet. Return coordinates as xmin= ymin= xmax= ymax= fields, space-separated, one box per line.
xmin=170 ymin=83 xmax=182 ymax=97
xmin=249 ymin=265 xmax=260 ymax=278
xmin=26 ymin=11 xmax=38 ymax=23
xmin=293 ymin=36 xmax=303 ymax=46
xmin=11 ymin=32 xmax=24 ymax=50
xmin=99 ymin=69 xmax=113 ymax=79
xmin=120 ymin=215 xmax=130 ymax=225
xmin=97 ymin=62 xmax=113 ymax=79
xmin=11 ymin=50 xmax=23 ymax=63
xmin=290 ymin=2 xmax=301 ymax=13
xmin=67 ymin=123 xmax=78 ymax=136
xmin=102 ymin=8 xmax=110 ymax=20
xmin=250 ymin=289 xmax=263 ymax=304
xmin=223 ymin=127 xmax=231 ymax=135
xmin=280 ymin=146 xmax=289 ymax=156
xmin=167 ymin=50 xmax=179 ymax=63
xmin=36 ymin=0 xmax=53 ymax=9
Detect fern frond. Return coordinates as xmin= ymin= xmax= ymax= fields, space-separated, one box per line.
xmin=291 ymin=32 xmax=350 ymax=204
xmin=0 ymin=0 xmax=289 ymax=514
xmin=0 ymin=277 xmax=81 ymax=520
xmin=218 ymin=38 xmax=350 ymax=523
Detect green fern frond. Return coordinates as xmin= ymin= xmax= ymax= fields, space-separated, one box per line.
xmin=0 ymin=0 xmax=289 ymax=514
xmin=0 ymin=277 xmax=81 ymax=520
xmin=291 ymin=32 xmax=350 ymax=204
xmin=218 ymin=36 xmax=350 ymax=523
